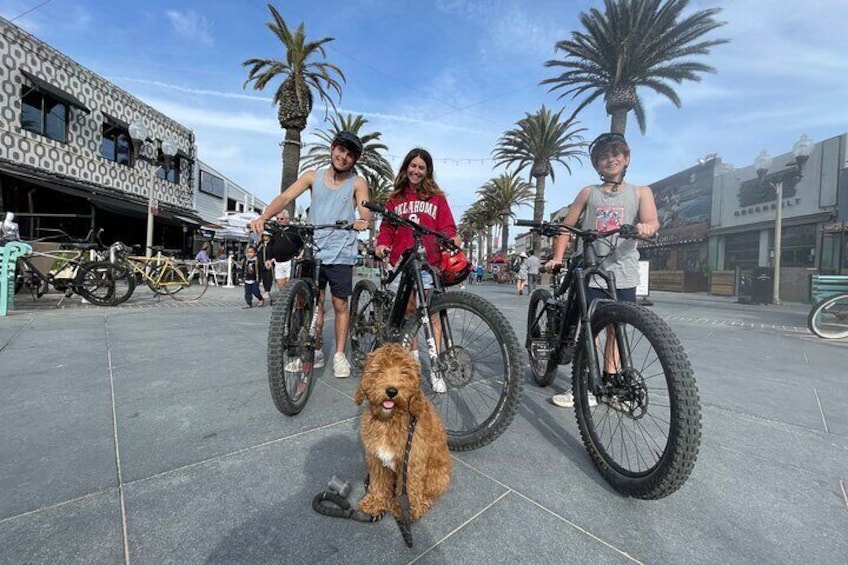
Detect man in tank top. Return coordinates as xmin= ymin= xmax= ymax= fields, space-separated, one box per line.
xmin=546 ymin=132 xmax=659 ymax=409
xmin=251 ymin=131 xmax=371 ymax=378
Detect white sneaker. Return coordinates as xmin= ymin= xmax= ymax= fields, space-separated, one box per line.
xmin=285 ymin=358 xmax=303 ymax=373
xmin=314 ymin=350 xmax=325 ymax=369
xmin=551 ymin=392 xmax=597 ymax=408
xmin=333 ymin=352 xmax=351 ymax=378
xmin=430 ymin=375 xmax=447 ymax=394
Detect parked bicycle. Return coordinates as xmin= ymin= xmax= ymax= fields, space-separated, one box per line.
xmin=808 ymin=292 xmax=848 ymax=339
xmin=82 ymin=243 xmax=208 ymax=305
xmin=348 ymin=201 xmax=523 ymax=451
xmin=264 ymin=220 xmax=354 ymax=416
xmin=1 ymin=213 xmax=129 ymax=306
xmin=518 ymin=219 xmax=701 ymax=499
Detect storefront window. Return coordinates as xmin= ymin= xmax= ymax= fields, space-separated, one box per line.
xmin=724 ymin=232 xmax=759 ymax=270
xmin=779 ymin=224 xmax=816 ymax=268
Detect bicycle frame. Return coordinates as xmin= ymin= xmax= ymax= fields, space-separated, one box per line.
xmin=532 ymin=227 xmax=636 ymax=395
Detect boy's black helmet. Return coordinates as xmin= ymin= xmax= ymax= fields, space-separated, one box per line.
xmin=588 ymin=132 xmax=628 ymax=159
xmin=332 ymin=131 xmax=363 ymax=157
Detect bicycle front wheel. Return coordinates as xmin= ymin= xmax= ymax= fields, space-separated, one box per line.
xmin=158 ymin=264 xmax=208 ymax=301
xmin=350 ymin=279 xmax=381 ymax=370
xmin=267 ymin=279 xmax=316 ymax=416
xmin=401 ymin=291 xmax=523 ymax=451
xmin=572 ymin=302 xmax=701 ymax=499
xmin=75 ymin=261 xmax=136 ymax=306
xmin=527 ymin=288 xmax=559 ymax=387
xmin=808 ymin=294 xmax=848 ymax=339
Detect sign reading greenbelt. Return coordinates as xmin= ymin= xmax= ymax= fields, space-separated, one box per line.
xmin=733 ymin=197 xmax=801 ymax=217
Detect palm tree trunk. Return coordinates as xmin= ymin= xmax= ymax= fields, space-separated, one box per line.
xmin=532 ymin=174 xmax=546 ymax=255
xmin=610 ymin=110 xmax=628 ymax=135
xmin=476 ymin=233 xmax=484 ymax=265
xmin=281 ymin=128 xmax=303 ymax=217
xmin=486 ymin=226 xmax=493 ymax=261
xmin=500 ymin=216 xmax=509 ymax=256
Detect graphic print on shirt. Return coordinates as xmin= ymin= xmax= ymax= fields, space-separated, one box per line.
xmin=595 ymin=205 xmax=624 ymax=231
xmin=395 ymin=199 xmax=437 ymax=219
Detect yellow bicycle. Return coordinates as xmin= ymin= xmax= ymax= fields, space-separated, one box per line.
xmin=112 ymin=244 xmax=209 ymax=302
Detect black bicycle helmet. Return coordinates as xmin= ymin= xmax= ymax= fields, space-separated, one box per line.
xmin=332 ymin=130 xmax=363 ymax=157
xmin=589 ymin=133 xmax=628 ymax=160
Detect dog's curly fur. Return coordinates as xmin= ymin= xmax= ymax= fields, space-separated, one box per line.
xmin=354 ymin=343 xmax=451 ymax=522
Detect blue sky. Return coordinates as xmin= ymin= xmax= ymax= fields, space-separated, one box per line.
xmin=3 ymin=0 xmax=847 ymax=226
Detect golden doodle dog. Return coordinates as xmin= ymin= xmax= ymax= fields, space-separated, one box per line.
xmin=354 ymin=343 xmax=451 ymax=522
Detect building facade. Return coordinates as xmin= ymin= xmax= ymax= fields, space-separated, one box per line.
xmin=0 ymin=17 xmax=200 ymax=252
xmin=708 ymin=134 xmax=845 ymax=302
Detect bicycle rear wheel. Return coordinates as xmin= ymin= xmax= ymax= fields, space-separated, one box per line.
xmin=350 ymin=279 xmax=381 ymax=370
xmin=527 ymin=288 xmax=559 ymax=386
xmin=153 ymin=264 xmax=208 ymax=301
xmin=267 ymin=279 xmax=316 ymax=415
xmin=401 ymin=291 xmax=523 ymax=451
xmin=75 ymin=261 xmax=136 ymax=306
xmin=807 ymin=294 xmax=848 ymax=339
xmin=572 ymin=302 xmax=701 ymax=499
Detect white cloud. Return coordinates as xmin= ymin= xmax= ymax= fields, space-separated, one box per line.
xmin=165 ymin=9 xmax=213 ymax=48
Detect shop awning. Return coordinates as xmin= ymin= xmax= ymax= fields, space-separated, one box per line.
xmin=0 ymin=161 xmax=202 ymax=228
xmin=21 ymin=70 xmax=91 ymax=114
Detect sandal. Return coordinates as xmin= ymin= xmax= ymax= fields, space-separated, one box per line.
xmin=257 ymin=300 xmax=265 ymax=307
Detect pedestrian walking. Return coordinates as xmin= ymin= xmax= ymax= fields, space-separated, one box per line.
xmin=241 ymin=246 xmax=264 ymax=308
xmin=526 ymin=250 xmax=540 ymax=292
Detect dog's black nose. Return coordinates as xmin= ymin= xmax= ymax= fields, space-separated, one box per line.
xmin=386 ymin=387 xmax=398 ymax=398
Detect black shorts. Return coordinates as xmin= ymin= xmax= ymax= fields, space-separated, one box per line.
xmin=317 ymin=264 xmax=353 ymax=298
xmin=586 ymin=286 xmax=636 ymax=304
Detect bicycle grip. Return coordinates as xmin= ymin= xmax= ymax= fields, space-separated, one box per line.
xmin=514 ymin=219 xmax=538 ymax=227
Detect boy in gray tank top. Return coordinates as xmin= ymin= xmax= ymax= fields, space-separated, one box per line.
xmin=250 ymin=131 xmax=371 ymax=378
xmin=546 ymin=133 xmax=660 ymax=409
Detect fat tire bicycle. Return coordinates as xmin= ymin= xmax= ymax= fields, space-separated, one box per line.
xmin=349 ymin=201 xmax=523 ymax=451
xmin=518 ymin=219 xmax=701 ymax=499
xmin=807 ymin=292 xmax=848 ymax=339
xmin=264 ymin=220 xmax=354 ymax=416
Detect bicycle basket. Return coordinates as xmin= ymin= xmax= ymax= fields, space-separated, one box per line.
xmin=439 ymin=249 xmax=471 ymax=287
xmin=271 ymin=227 xmax=304 ymax=262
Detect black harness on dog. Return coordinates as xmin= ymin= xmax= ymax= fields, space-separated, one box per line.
xmin=312 ymin=415 xmax=418 ymax=548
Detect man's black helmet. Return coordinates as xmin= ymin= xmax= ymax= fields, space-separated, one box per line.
xmin=332 ymin=131 xmax=363 ymax=157
xmin=588 ymin=132 xmax=628 ymax=159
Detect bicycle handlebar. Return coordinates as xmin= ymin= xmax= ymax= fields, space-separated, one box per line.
xmin=263 ymin=219 xmax=352 ymax=234
xmin=362 ymin=201 xmax=458 ymax=251
xmin=514 ymin=219 xmax=653 ymax=242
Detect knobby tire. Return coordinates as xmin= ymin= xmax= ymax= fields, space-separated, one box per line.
xmin=350 ymin=279 xmax=381 ymax=370
xmin=527 ymin=288 xmax=559 ymax=387
xmin=572 ymin=302 xmax=701 ymax=499
xmin=267 ymin=279 xmax=316 ymax=416
xmin=400 ymin=291 xmax=523 ymax=451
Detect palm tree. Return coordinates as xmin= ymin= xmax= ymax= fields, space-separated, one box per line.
xmin=460 ymin=205 xmax=488 ymax=267
xmin=301 ymin=113 xmax=393 ymax=182
xmin=242 ymin=3 xmax=346 ymax=213
xmin=363 ymin=169 xmax=394 ymax=243
xmin=541 ymin=0 xmax=728 ymax=135
xmin=492 ymin=106 xmax=585 ymax=254
xmin=463 ymin=201 xmax=499 ymax=265
xmin=478 ymin=171 xmax=534 ymax=257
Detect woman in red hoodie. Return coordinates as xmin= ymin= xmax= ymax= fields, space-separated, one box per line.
xmin=374 ymin=148 xmax=461 ymax=391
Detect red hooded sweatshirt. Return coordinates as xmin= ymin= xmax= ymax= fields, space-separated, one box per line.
xmin=375 ymin=188 xmax=457 ymax=267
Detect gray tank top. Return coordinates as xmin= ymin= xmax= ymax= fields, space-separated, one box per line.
xmin=310 ymin=169 xmax=358 ymax=265
xmin=582 ymin=183 xmax=640 ymax=289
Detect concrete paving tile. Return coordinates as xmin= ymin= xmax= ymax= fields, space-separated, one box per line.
xmin=123 ymin=423 xmax=508 ymax=564
xmin=414 ymin=490 xmax=634 ymax=564
xmin=0 ymin=367 xmax=117 ymax=519
xmin=0 ymin=490 xmax=123 ymax=565
xmin=114 ymin=372 xmax=361 ymax=482
xmin=453 ymin=393 xmax=847 ymax=564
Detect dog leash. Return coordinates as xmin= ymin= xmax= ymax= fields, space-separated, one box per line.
xmin=311 ymin=416 xmax=418 ymax=548
xmin=312 ymin=488 xmax=383 ymax=523
xmin=395 ymin=415 xmax=417 ymax=548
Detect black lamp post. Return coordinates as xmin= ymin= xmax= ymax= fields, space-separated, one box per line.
xmin=753 ymin=134 xmax=814 ymax=305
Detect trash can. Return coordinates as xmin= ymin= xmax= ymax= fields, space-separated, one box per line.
xmin=751 ymin=267 xmax=773 ymax=304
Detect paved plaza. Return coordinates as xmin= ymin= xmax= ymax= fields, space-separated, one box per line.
xmin=1 ymin=283 xmax=846 ymax=564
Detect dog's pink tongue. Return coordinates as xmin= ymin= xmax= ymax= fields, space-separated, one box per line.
xmin=382 ymin=400 xmax=395 ymax=409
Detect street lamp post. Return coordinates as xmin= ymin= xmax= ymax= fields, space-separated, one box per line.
xmin=754 ymin=134 xmax=814 ymax=305
xmin=128 ymin=121 xmax=178 ymax=257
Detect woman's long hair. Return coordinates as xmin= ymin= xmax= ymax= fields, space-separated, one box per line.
xmin=388 ymin=148 xmax=444 ymax=201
